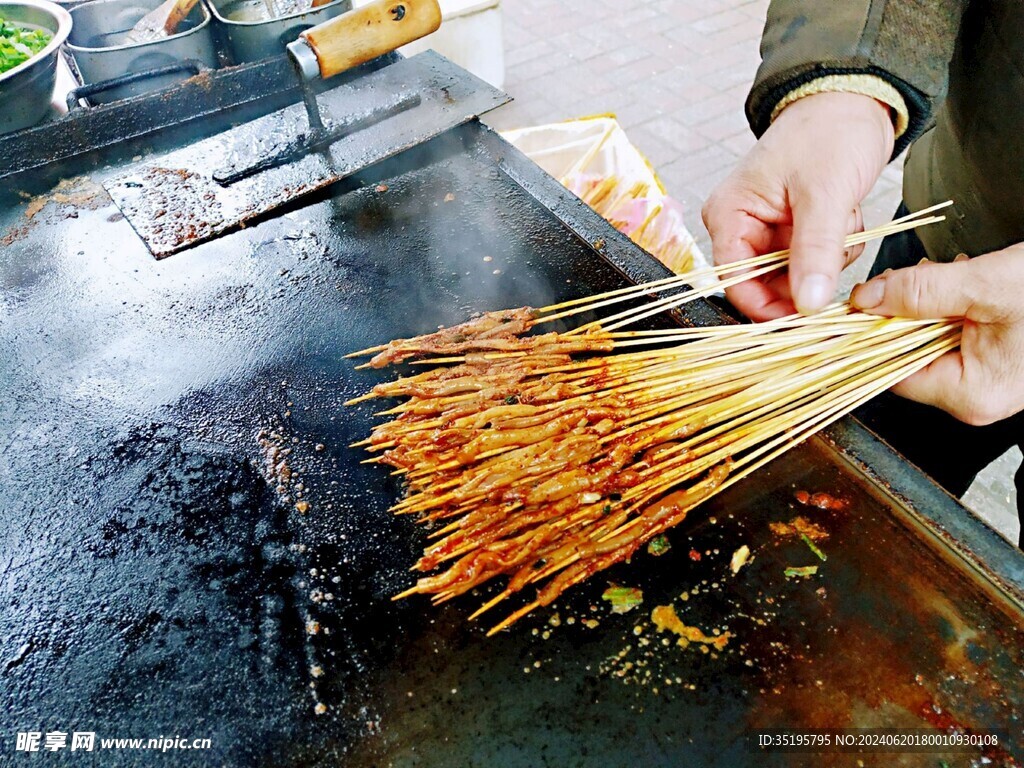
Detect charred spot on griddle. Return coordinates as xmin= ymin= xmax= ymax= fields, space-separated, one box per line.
xmin=794 ymin=489 xmax=849 ymax=511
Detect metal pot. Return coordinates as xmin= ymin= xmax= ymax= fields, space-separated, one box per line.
xmin=0 ymin=0 xmax=73 ymax=134
xmin=204 ymin=0 xmax=351 ymax=64
xmin=66 ymin=0 xmax=218 ymax=104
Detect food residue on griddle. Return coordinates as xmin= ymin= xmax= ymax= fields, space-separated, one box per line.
xmin=729 ymin=545 xmax=750 ymax=574
xmin=0 ymin=225 xmax=30 ymax=246
xmin=794 ymin=489 xmax=849 ymax=511
xmin=23 ymin=197 xmax=47 ymax=220
xmin=650 ymin=604 xmax=731 ymax=651
xmin=257 ymin=428 xmax=295 ymax=498
xmin=769 ymin=515 xmax=828 ymax=541
xmin=256 ymin=418 xmax=322 ymax=516
xmin=23 ymin=176 xmax=110 ymax=222
xmin=595 ymin=557 xmax=792 ymax=690
xmin=4 ymin=176 xmax=111 ymax=247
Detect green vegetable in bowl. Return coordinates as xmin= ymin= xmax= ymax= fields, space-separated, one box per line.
xmin=0 ymin=17 xmax=53 ymax=75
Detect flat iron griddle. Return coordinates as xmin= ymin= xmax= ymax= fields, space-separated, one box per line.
xmin=1 ymin=56 xmax=1022 ymax=767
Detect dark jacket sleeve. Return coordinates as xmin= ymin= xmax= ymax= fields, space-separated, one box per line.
xmin=747 ymin=0 xmax=968 ymax=155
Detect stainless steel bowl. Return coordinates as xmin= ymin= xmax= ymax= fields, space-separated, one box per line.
xmin=204 ymin=0 xmax=350 ymax=64
xmin=66 ymin=0 xmax=218 ymax=104
xmin=0 ymin=0 xmax=73 ymax=134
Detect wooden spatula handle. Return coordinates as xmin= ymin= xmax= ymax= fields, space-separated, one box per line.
xmin=164 ymin=0 xmax=201 ymax=34
xmin=300 ymin=0 xmax=442 ymax=79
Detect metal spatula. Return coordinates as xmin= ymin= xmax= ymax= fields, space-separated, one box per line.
xmin=103 ymin=0 xmax=511 ymax=259
xmin=124 ymin=0 xmax=202 ymax=43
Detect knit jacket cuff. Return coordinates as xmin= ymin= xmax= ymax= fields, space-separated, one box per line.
xmin=770 ymin=73 xmax=910 ymax=139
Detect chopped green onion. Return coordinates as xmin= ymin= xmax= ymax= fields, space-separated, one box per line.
xmin=601 ymin=584 xmax=643 ymax=614
xmin=784 ymin=565 xmax=819 ymax=578
xmin=0 ymin=17 xmax=52 ymax=75
xmin=800 ymin=534 xmax=827 ymax=562
xmin=647 ymin=535 xmax=671 ymax=557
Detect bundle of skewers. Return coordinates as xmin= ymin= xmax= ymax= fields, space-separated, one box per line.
xmin=346 ymin=203 xmax=961 ymax=634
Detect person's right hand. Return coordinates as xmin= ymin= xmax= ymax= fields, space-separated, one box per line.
xmin=702 ymin=91 xmax=896 ymax=320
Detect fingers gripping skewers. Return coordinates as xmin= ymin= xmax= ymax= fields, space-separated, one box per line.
xmin=347 ymin=204 xmax=961 ymax=634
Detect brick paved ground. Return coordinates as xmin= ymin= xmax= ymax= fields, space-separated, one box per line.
xmin=483 ymin=0 xmax=1020 ymax=542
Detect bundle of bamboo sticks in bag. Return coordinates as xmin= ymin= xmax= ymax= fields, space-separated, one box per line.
xmin=566 ymin=174 xmax=697 ymax=274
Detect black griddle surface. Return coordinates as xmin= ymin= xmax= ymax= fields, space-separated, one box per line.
xmin=1 ymin=122 xmax=1022 ymax=767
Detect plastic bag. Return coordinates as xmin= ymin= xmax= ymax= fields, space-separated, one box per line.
xmin=501 ymin=116 xmax=710 ymax=281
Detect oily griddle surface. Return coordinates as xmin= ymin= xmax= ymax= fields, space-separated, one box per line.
xmin=0 ymin=125 xmax=1022 ymax=767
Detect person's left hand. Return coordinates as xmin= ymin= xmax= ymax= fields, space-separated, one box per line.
xmin=850 ymin=245 xmax=1024 ymax=426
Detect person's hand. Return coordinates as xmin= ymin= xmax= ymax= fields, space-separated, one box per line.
xmin=851 ymin=247 xmax=1024 ymax=426
xmin=702 ymin=92 xmax=895 ymax=320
